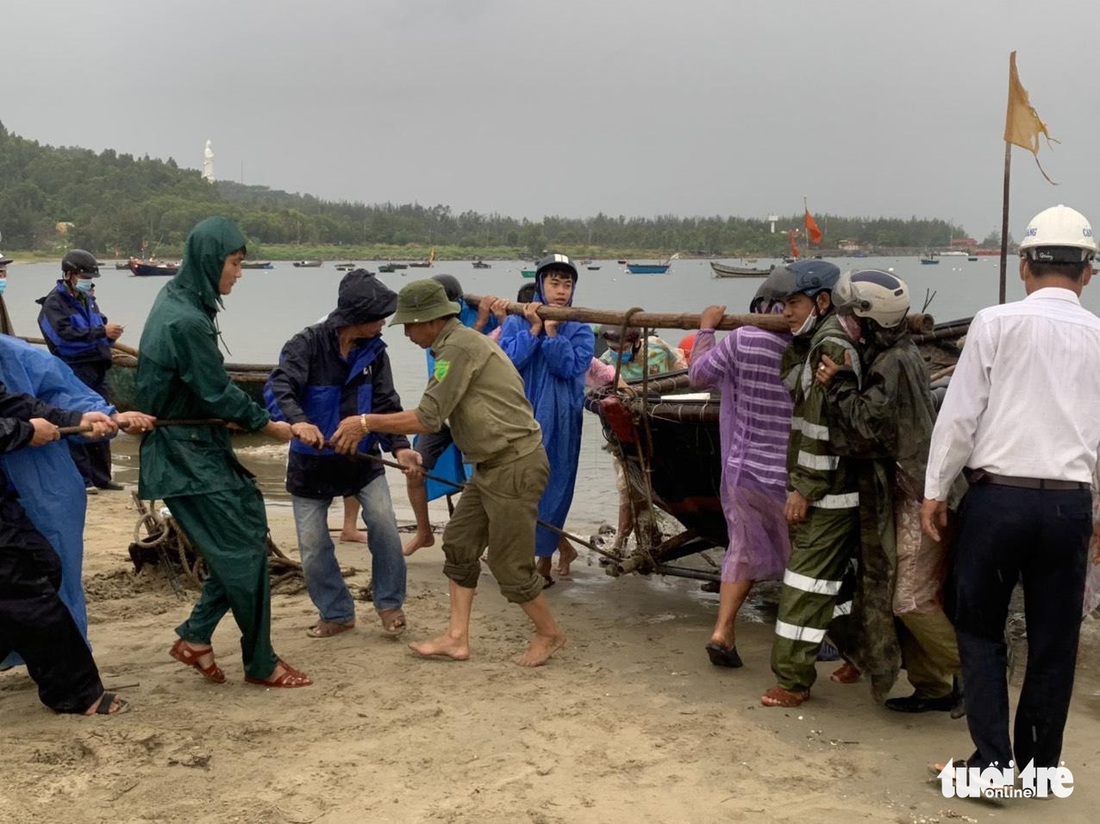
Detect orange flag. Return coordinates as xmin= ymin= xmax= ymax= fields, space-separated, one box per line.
xmin=788 ymin=229 xmax=799 ymax=259
xmin=804 ymin=209 xmax=823 ymax=245
xmin=1004 ymin=51 xmax=1057 ymax=184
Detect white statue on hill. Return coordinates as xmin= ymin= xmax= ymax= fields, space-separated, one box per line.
xmin=202 ymin=140 xmax=215 ymax=183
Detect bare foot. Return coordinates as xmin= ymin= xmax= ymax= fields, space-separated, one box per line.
xmin=410 ymin=634 xmax=470 ymax=661
xmin=555 ymin=543 xmax=579 ymax=577
xmin=340 ymin=529 xmax=368 ymax=544
xmin=402 ymin=530 xmax=435 ymax=557
xmin=513 ymin=632 xmax=566 ymax=667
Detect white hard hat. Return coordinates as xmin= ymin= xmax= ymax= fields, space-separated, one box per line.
xmin=1018 ymin=205 xmax=1097 ymax=262
xmin=834 ymin=269 xmax=910 ymax=329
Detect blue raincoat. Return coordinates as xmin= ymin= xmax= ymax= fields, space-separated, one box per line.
xmin=496 ymin=276 xmax=593 ymax=556
xmin=0 ymin=335 xmax=115 ymax=667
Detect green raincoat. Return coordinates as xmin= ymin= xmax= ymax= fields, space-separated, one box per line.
xmin=137 ymin=216 xmax=270 ymax=499
xmin=135 ymin=216 xmax=280 ymax=680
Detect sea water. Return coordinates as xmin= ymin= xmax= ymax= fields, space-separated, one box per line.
xmin=0 ymin=256 xmax=1035 ymax=531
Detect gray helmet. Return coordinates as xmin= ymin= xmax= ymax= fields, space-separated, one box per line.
xmin=431 ymin=273 xmax=464 ymax=303
xmin=61 ymin=249 xmax=100 ymax=278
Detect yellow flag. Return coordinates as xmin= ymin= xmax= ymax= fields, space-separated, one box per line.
xmin=1004 ymin=51 xmax=1057 ymax=183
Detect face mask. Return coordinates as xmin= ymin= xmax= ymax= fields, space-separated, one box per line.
xmin=793 ymin=310 xmax=818 ymax=337
xmin=75 ymin=280 xmax=94 ymax=294
xmin=615 ymin=349 xmax=634 ymax=364
xmin=0 ymin=280 xmax=6 ymax=296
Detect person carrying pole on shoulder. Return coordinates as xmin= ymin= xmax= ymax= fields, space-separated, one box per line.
xmin=761 ymin=260 xmax=862 ymax=708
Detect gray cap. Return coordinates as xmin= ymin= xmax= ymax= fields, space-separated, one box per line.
xmin=389 ymin=279 xmax=461 ymax=326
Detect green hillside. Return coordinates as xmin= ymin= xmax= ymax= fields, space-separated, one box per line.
xmin=0 ymin=122 xmax=974 ymax=259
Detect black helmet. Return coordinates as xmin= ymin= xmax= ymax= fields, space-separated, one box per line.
xmin=61 ymin=249 xmax=100 ymax=278
xmin=431 ymin=274 xmax=464 ymax=303
xmin=535 ymin=253 xmax=578 ymax=281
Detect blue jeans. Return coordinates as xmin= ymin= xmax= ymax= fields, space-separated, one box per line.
xmin=292 ymin=476 xmax=407 ymax=623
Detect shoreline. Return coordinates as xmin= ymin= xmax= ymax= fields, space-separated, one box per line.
xmin=3 ymin=490 xmax=1100 ymax=823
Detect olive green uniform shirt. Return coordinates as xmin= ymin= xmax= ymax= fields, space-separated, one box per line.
xmin=414 ymin=318 xmax=542 ymax=465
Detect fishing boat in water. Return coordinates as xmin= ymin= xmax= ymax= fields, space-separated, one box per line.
xmin=626 ymin=262 xmax=671 ymax=274
xmin=920 ymin=252 xmax=940 ymax=265
xmin=128 ymin=259 xmax=179 ymax=277
xmin=241 ymin=261 xmax=274 ymax=270
xmin=378 ymin=262 xmax=408 ymax=273
xmin=710 ymin=261 xmax=775 ymax=278
xmin=407 ymin=248 xmax=436 ymax=268
xmin=521 ymin=269 xmax=536 ymax=279
xmin=334 ymin=263 xmax=357 ymax=271
xmin=472 ymin=260 xmax=491 ymax=269
xmin=293 ymin=260 xmax=323 ymax=268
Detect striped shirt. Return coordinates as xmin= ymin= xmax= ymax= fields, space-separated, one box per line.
xmin=689 ymin=326 xmax=792 ymax=490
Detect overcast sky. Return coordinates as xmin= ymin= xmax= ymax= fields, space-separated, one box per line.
xmin=2 ymin=0 xmax=1095 ymax=239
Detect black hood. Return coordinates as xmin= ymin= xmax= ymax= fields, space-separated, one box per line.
xmin=329 ymin=269 xmax=398 ymax=326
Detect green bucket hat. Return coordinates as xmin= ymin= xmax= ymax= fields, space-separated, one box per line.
xmin=389 ymin=279 xmax=462 ymax=326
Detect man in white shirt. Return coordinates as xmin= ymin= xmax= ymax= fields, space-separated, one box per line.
xmin=922 ymin=204 xmax=1100 ymax=775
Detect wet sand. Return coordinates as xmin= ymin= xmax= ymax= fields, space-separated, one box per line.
xmin=4 ymin=488 xmax=1100 ymax=824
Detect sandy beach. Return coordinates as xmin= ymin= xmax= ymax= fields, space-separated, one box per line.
xmin=4 ymin=487 xmax=1100 ymax=824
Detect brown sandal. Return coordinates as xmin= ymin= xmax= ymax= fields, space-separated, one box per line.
xmin=169 ymin=637 xmax=226 ymax=684
xmin=377 ymin=609 xmax=407 ymax=635
xmin=305 ymin=620 xmax=355 ymax=638
xmin=830 ymin=662 xmax=862 ymax=684
xmin=761 ymin=685 xmax=810 ymax=707
xmin=245 ymin=659 xmax=312 ymax=688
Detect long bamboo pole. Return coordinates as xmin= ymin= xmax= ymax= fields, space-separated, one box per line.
xmin=463 ymin=295 xmax=790 ymax=333
xmin=465 ymin=295 xmax=934 ymax=335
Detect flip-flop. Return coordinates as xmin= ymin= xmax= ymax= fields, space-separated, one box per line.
xmin=305 ymin=620 xmax=355 ymax=638
xmin=91 ymin=692 xmax=130 ymax=716
xmin=542 ymin=575 xmax=556 ymax=589
xmin=705 ymin=642 xmax=743 ymax=669
xmin=377 ymin=609 xmax=407 ymax=636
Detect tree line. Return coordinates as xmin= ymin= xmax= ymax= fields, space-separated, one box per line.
xmin=0 ymin=123 xmax=980 ymax=259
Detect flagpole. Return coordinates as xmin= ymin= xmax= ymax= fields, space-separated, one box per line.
xmin=998 ymin=142 xmax=1011 ymax=304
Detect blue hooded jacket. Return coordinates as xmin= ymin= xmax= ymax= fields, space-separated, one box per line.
xmin=496 ymin=266 xmax=594 ymax=556
xmin=36 ymin=281 xmax=113 ymax=365
xmin=0 ymin=335 xmax=115 ymax=668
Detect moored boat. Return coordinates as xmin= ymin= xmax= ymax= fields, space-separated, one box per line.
xmin=626 ymin=263 xmax=671 ymax=274
xmin=710 ymin=261 xmax=775 ymax=278
xmin=128 ymin=259 xmax=179 ymax=277
xmin=334 ymin=263 xmax=357 ymax=271
xmin=472 ymin=260 xmax=491 ymax=269
xmin=919 ymin=253 xmax=940 ymax=265
xmin=241 ymin=261 xmax=274 ymax=270
xmin=521 ymin=269 xmax=536 ymax=279
xmin=293 ymin=260 xmax=323 ymax=268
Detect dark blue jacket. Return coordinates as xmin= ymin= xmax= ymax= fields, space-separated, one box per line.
xmin=36 ymin=282 xmax=112 ymax=366
xmin=264 ymin=322 xmax=410 ymax=499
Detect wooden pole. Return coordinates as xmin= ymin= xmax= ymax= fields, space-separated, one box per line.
xmin=464 ymin=294 xmax=789 ymax=333
xmin=466 ymin=295 xmax=933 ymax=335
xmin=999 ymin=141 xmax=1012 ymax=304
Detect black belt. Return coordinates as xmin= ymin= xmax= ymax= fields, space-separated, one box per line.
xmin=965 ymin=468 xmax=1090 ymax=491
